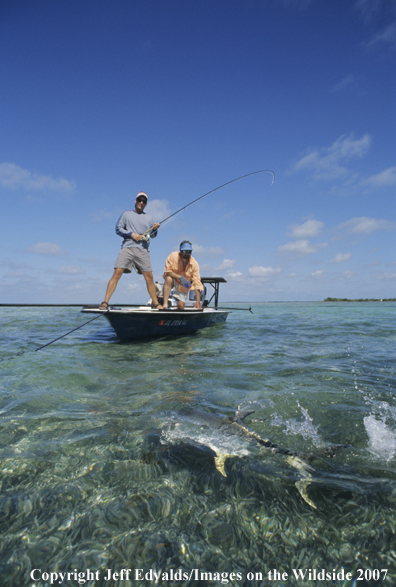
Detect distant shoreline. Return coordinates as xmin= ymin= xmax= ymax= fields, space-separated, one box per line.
xmin=0 ymin=299 xmax=395 ymax=307
xmin=324 ymin=297 xmax=396 ymax=302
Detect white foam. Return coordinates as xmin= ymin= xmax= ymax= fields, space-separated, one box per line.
xmin=270 ymin=402 xmax=323 ymax=447
xmin=364 ymin=414 xmax=396 ymax=462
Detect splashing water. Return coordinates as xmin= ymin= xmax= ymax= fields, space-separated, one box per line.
xmin=271 ymin=401 xmax=323 ymax=448
xmin=364 ymin=400 xmax=396 ymax=462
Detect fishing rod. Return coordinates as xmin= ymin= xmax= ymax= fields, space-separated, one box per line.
xmin=142 ymin=169 xmax=275 ymax=241
xmin=33 ymin=311 xmax=109 ymax=352
xmin=216 ymin=306 xmax=254 ymax=314
xmin=0 ymin=311 xmax=109 ymax=362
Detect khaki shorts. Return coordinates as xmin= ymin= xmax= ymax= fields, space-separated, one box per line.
xmin=115 ymin=247 xmax=152 ymax=274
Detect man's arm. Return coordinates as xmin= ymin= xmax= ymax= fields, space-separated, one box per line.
xmin=190 ymin=259 xmax=203 ymax=308
xmin=163 ymin=252 xmax=180 ymax=281
xmin=190 ymin=260 xmax=203 ymax=291
xmin=115 ymin=213 xmax=131 ymax=239
xmin=193 ymin=288 xmax=202 ymax=309
xmin=165 ymin=270 xmax=183 ymax=283
xmin=115 ymin=213 xmax=142 ymax=241
xmin=147 ymin=222 xmax=160 ymax=239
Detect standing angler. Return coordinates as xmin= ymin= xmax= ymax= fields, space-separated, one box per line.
xmin=99 ymin=192 xmax=163 ymax=310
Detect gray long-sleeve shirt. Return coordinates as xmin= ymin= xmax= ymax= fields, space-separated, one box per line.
xmin=115 ymin=210 xmax=157 ymax=250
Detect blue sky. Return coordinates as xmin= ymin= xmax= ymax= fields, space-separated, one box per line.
xmin=1 ymin=0 xmax=395 ymax=303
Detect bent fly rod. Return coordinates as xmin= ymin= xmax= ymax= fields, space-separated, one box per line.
xmin=142 ymin=169 xmax=275 ymax=241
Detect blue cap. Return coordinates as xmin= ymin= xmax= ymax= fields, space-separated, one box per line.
xmin=180 ymin=241 xmax=193 ymax=252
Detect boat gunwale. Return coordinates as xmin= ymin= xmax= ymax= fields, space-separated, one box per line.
xmin=81 ymin=306 xmax=230 ymax=316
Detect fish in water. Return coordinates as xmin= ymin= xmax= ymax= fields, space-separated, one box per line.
xmin=156 ymin=408 xmax=347 ymax=509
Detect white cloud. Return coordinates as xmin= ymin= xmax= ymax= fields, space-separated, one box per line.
xmin=360 ymin=166 xmax=396 ymax=187
xmin=216 ymin=258 xmax=236 ymax=270
xmin=226 ymin=270 xmax=244 ymax=281
xmin=311 ymin=270 xmax=325 ymax=278
xmin=355 ymin=0 xmax=383 ymax=22
xmin=376 ymin=272 xmax=396 ymax=280
xmin=4 ymin=272 xmax=27 ymax=278
xmin=293 ymin=133 xmax=371 ymax=180
xmin=332 ymin=74 xmax=355 ymax=92
xmin=146 ymin=199 xmax=171 ymax=223
xmin=366 ymin=21 xmax=396 ymax=48
xmin=278 ymin=239 xmax=328 ymax=258
xmin=337 ymin=217 xmax=396 ymax=235
xmin=28 ymin=242 xmax=67 ymax=255
xmin=92 ymin=200 xmax=171 ymax=224
xmin=56 ymin=266 xmax=83 ymax=275
xmin=330 ymin=253 xmax=352 ymax=264
xmin=288 ymin=219 xmax=324 ymax=238
xmin=0 ymin=162 xmax=75 ymax=192
xmin=339 ymin=271 xmax=355 ymax=280
xmin=194 ymin=245 xmax=225 ymax=257
xmin=248 ymin=266 xmax=281 ymax=278
xmin=91 ymin=209 xmax=116 ymax=222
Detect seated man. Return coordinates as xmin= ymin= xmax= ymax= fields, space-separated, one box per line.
xmin=162 ymin=241 xmax=203 ymax=310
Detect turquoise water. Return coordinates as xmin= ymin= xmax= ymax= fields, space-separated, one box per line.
xmin=1 ymin=303 xmax=396 ymax=587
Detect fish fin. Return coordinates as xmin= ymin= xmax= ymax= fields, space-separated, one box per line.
xmin=214 ymin=453 xmax=235 ymax=477
xmin=295 ymin=480 xmax=317 ymax=510
xmin=286 ymin=455 xmax=315 ymax=473
xmin=287 ymin=456 xmax=317 ymax=510
xmin=233 ymin=409 xmax=255 ymax=424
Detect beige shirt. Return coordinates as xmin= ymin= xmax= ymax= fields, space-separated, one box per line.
xmin=163 ymin=251 xmax=203 ymax=292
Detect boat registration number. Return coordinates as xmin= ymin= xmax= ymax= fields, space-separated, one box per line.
xmin=159 ymin=319 xmax=188 ymax=326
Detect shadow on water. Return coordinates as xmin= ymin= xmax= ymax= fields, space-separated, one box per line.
xmin=84 ymin=322 xmax=228 ymax=346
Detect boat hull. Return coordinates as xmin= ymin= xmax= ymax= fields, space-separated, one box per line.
xmin=81 ymin=307 xmax=229 ymax=340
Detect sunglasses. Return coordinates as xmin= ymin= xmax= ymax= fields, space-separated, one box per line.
xmin=181 ymin=250 xmax=192 ymax=254
xmin=136 ymin=198 xmax=147 ymax=204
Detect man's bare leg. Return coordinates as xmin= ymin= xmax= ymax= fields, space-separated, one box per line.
xmin=162 ymin=275 xmax=173 ymax=309
xmin=143 ymin=271 xmax=163 ymax=308
xmin=162 ymin=276 xmax=185 ymax=309
xmin=100 ymin=268 xmax=125 ymax=309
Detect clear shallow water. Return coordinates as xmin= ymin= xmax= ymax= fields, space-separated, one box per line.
xmin=1 ymin=303 xmax=396 ymax=587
